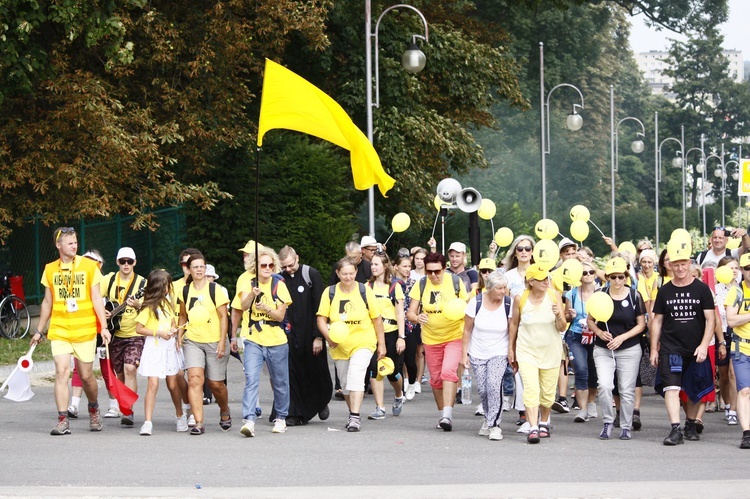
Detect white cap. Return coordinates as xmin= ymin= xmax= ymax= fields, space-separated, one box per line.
xmin=205 ymin=264 xmax=219 ymax=280
xmin=558 ymin=238 xmax=577 ymax=251
xmin=360 ymin=235 xmax=378 ymax=248
xmin=116 ymin=247 xmax=136 ymax=261
xmin=448 ymin=242 xmax=466 ymax=253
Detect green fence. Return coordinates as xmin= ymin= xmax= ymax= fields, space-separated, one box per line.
xmin=0 ymin=207 xmax=186 ymax=304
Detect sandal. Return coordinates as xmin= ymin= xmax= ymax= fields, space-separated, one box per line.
xmin=189 ymin=422 xmax=205 ymax=435
xmin=539 ymin=424 xmax=550 ymax=438
xmin=527 ymin=429 xmax=540 ymax=444
xmin=219 ymin=412 xmax=232 ymax=432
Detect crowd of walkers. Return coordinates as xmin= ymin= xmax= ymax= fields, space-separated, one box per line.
xmin=28 ymin=225 xmax=750 ymax=448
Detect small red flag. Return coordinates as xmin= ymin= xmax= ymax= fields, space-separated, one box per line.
xmin=105 ymin=346 xmax=138 ymax=416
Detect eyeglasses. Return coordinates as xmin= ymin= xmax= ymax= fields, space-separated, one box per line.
xmin=742 ymin=266 xmax=750 ymax=272
xmin=516 ymin=246 xmax=533 ymax=253
xmin=582 ymin=270 xmax=596 ymax=276
xmin=426 ymin=268 xmax=443 ymax=275
xmin=118 ymin=259 xmax=134 ymax=265
xmin=259 ymin=263 xmax=274 ymax=269
xmin=55 ymin=227 xmax=76 ymax=241
xmin=190 ymin=265 xmax=206 ymax=270
xmin=280 ymin=263 xmax=296 ymax=270
xmin=608 ymin=274 xmax=627 ymax=280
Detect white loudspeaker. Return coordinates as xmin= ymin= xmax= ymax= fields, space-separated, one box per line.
xmin=436 ymin=178 xmax=462 ymax=204
xmin=457 ymin=187 xmax=482 ymax=213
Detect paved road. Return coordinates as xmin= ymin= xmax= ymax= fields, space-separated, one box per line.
xmin=2 ymin=359 xmax=750 ymax=497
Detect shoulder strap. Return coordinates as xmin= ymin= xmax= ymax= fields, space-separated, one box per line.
xmin=209 ymin=281 xmax=216 ymax=306
xmin=696 ymin=250 xmax=708 ymax=265
xmin=504 ymin=295 xmax=511 ymax=318
xmin=475 ymin=292 xmax=483 ymax=315
xmin=419 ymin=276 xmax=427 ymax=303
xmin=182 ymin=283 xmax=189 ymax=307
xmin=107 ymin=273 xmax=117 ymax=298
xmin=328 ymin=284 xmax=336 ymax=303
xmin=301 ymin=264 xmax=312 ymax=288
xmin=518 ymin=289 xmax=530 ymax=312
xmin=451 ymin=273 xmax=461 ymax=297
xmin=358 ymin=282 xmax=368 ymax=308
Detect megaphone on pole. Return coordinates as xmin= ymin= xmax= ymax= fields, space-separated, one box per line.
xmin=436 ymin=178 xmax=462 ymax=204
xmin=456 ymin=187 xmax=482 ymax=213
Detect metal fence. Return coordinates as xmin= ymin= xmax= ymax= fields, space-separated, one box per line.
xmin=0 ymin=207 xmax=186 ymax=304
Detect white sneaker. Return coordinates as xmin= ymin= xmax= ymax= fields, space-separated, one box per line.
xmin=478 ymin=421 xmax=490 ymax=436
xmin=728 ymin=413 xmax=739 ymax=425
xmin=187 ymin=414 xmax=196 ymax=427
xmin=502 ymin=395 xmax=511 ymax=411
xmin=240 ymin=419 xmax=255 ymax=437
xmin=516 ymin=421 xmax=531 ymax=434
xmin=587 ymin=402 xmax=598 ymax=419
xmin=139 ymin=421 xmax=153 ymax=436
xmin=414 ymin=383 xmax=422 ymax=394
xmin=474 ymin=404 xmax=484 ymax=416
xmin=272 ymin=418 xmax=287 ymax=433
xmin=489 ymin=426 xmax=503 ymax=441
xmin=104 ymin=407 xmax=121 ymax=418
xmin=405 ymin=383 xmax=416 ymax=401
xmin=176 ymin=415 xmax=188 ymax=432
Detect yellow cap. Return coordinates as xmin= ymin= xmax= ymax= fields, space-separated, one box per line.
xmin=377 ymin=357 xmax=395 ymax=380
xmin=525 ymin=264 xmax=549 ymax=282
xmin=605 ymin=257 xmax=627 ymax=275
xmin=478 ymin=258 xmax=496 ymax=271
xmin=740 ymin=253 xmax=750 ymax=268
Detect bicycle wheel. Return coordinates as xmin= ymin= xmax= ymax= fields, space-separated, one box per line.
xmin=0 ymin=295 xmax=30 ymax=339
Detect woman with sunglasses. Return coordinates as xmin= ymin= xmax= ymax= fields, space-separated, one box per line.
xmin=407 ymin=252 xmax=468 ymax=431
xmin=394 ymin=254 xmax=422 ymax=400
xmin=587 ymin=257 xmax=646 ymax=441
xmin=366 ymin=252 xmax=407 ymax=420
xmin=502 ymin=235 xmax=535 ymax=299
xmin=236 ymin=246 xmax=292 ymax=436
xmin=715 ymin=256 xmax=739 ymax=426
xmin=565 ymin=261 xmax=600 ymax=423
xmin=177 ymin=252 xmax=231 ymax=435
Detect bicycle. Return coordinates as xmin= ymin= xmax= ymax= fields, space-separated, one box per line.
xmin=0 ymin=272 xmax=30 ymax=340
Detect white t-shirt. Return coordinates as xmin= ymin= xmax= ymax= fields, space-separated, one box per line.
xmin=465 ymin=295 xmax=510 ymax=360
xmin=698 ymin=248 xmax=738 ymax=269
xmin=504 ymin=267 xmax=525 ymax=298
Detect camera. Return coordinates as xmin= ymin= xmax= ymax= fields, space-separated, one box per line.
xmin=725 ymin=229 xmax=732 ymax=237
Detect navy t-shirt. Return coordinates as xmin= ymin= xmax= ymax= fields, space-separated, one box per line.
xmin=652 ymin=279 xmax=715 ymax=356
xmin=594 ymin=288 xmax=645 ymax=350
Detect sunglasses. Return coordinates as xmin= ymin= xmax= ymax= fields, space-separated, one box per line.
xmin=480 ymin=269 xmax=493 ymax=274
xmin=55 ymin=227 xmax=76 ymax=241
xmin=582 ymin=270 xmax=596 ymax=276
xmin=426 ymin=268 xmax=443 ymax=275
xmin=742 ymin=266 xmax=750 ymax=272
xmin=608 ymin=274 xmax=627 ymax=281
xmin=714 ymin=226 xmax=726 ymax=231
xmin=259 ymin=263 xmax=274 ymax=269
xmin=118 ymin=259 xmax=135 ymax=265
xmin=516 ymin=246 xmax=533 ymax=253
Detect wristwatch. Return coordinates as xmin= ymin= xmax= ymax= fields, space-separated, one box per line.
xmin=720 ymin=341 xmax=727 ymax=346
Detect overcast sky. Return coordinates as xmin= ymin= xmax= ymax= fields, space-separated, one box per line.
xmin=629 ymin=0 xmax=750 ymax=54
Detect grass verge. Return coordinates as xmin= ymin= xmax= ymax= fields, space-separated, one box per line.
xmin=1 ymin=338 xmax=53 ymax=365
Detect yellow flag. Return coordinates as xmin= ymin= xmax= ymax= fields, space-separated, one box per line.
xmin=257 ymin=59 xmax=395 ymax=197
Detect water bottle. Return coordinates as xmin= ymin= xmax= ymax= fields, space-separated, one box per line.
xmin=461 ymin=371 xmax=472 ymax=405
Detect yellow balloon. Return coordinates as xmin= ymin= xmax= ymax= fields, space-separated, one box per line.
xmin=560 ymin=258 xmax=583 ymax=286
xmin=551 ymin=270 xmax=566 ymax=293
xmin=188 ymin=306 xmax=209 ymax=325
xmin=716 ymin=266 xmax=734 ymax=284
xmin=570 ymin=220 xmax=589 ymax=242
xmin=434 ymin=195 xmax=442 ymax=211
xmin=570 ymin=205 xmax=591 ymax=223
xmin=533 ymin=239 xmax=559 ymax=271
xmin=444 ymin=297 xmax=467 ymax=321
xmin=477 ymin=199 xmax=497 ymax=220
xmin=495 ymin=227 xmax=514 ymax=247
xmin=586 ymin=291 xmax=614 ymax=322
xmin=392 ymin=212 xmax=410 ymax=233
xmin=328 ymin=321 xmax=349 ymax=344
xmin=670 ymin=228 xmax=690 ymax=243
xmin=535 ymin=219 xmax=559 ymax=240
xmin=727 ymin=237 xmax=741 ymax=250
xmin=618 ymin=241 xmax=637 ymax=257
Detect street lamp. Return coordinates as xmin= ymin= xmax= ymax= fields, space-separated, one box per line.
xmin=540 ymin=42 xmax=585 ymax=219
xmin=686 ymin=138 xmax=707 ymax=239
xmin=706 ymin=143 xmax=727 ymax=227
xmin=610 ymin=85 xmax=645 ymax=241
xmin=365 ymin=1 xmax=429 ymax=237
xmin=654 ymin=112 xmax=684 ymax=247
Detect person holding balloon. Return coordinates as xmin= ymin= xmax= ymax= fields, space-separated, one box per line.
xmin=508 ymin=263 xmax=567 ymax=444
xmin=407 ymin=252 xmax=468 ymax=431
xmin=317 ymin=257 xmax=385 ymax=433
xmin=586 ymin=257 xmax=646 ymax=441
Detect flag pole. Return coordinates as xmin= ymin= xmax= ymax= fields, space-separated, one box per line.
xmin=255 ymin=147 xmax=260 ymax=280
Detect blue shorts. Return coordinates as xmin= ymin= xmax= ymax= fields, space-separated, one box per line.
xmin=731 ymin=351 xmax=750 ymax=391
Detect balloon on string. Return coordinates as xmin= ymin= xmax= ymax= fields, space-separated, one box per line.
xmin=586 ymin=292 xmax=614 ymax=322
xmin=670 ymin=228 xmax=691 ymax=244
xmin=434 ymin=195 xmax=444 ymax=211
xmin=727 ymin=237 xmax=741 ymax=250
xmin=477 ymin=199 xmax=497 ymax=220
xmin=534 ymin=219 xmax=559 ymax=240
xmin=560 ymin=258 xmax=583 ymax=286
xmin=570 ymin=205 xmax=591 ymax=223
xmin=444 ymin=298 xmax=467 ymax=321
xmin=533 ymin=239 xmax=559 ymax=271
xmin=715 ymin=266 xmax=734 ymax=285
xmin=570 ymin=220 xmax=589 ymax=242
xmin=551 ymin=270 xmax=566 ymax=293
xmin=618 ymin=241 xmax=637 ymax=257
xmin=495 ymin=227 xmax=514 ymax=247
xmin=391 ymin=213 xmax=410 ymax=233
xmin=328 ymin=321 xmax=349 ymax=344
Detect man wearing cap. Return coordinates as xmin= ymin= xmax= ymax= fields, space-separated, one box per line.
xmin=360 ymin=235 xmax=379 ymax=263
xmin=329 ymin=241 xmax=372 ymax=285
xmin=650 ymin=239 xmax=715 ymax=445
xmin=447 ymin=242 xmax=479 ymax=293
xmin=696 ymin=226 xmax=749 ymax=268
xmin=105 ymin=247 xmax=147 ymax=426
xmin=725 ymin=252 xmax=750 ymax=449
xmin=31 ymin=227 xmax=111 ymax=435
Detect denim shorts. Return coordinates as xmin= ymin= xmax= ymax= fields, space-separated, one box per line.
xmin=731 ymin=351 xmax=750 ymax=391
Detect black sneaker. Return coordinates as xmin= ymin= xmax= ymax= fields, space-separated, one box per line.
xmin=663 ymin=427 xmax=684 ymax=446
xmin=516 ymin=412 xmax=526 ymax=426
xmin=632 ymin=412 xmax=642 ymax=431
xmin=684 ymin=421 xmax=700 ymax=441
xmin=740 ymin=436 xmax=750 ymax=449
xmin=551 ymin=397 xmax=570 ymax=414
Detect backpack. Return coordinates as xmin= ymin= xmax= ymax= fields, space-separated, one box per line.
xmin=368 ymin=277 xmax=404 ymax=305
xmin=300 ymin=264 xmax=313 ymax=289
xmin=475 ymin=291 xmax=511 ymax=318
xmin=328 ymin=282 xmax=369 ymax=310
xmin=696 ymin=248 xmax=732 ymax=266
xmin=417 ymin=273 xmax=461 ymax=308
xmin=250 ymin=274 xmax=291 ymax=334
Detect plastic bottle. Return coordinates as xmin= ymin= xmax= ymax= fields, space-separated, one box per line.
xmin=461 ymin=371 xmax=472 ymax=405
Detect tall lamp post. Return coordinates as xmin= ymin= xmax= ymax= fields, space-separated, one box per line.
xmin=706 ymin=144 xmax=728 ymax=227
xmin=610 ymin=85 xmax=645 ymax=241
xmin=540 ymin=42 xmax=585 ymax=219
xmin=365 ymin=2 xmax=429 ymax=237
xmin=654 ymin=112 xmax=684 ymax=247
xmin=686 ymin=140 xmax=707 ymax=240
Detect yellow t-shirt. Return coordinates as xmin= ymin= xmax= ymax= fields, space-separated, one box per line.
xmin=181 ymin=282 xmax=230 ymax=344
xmin=171 ymin=276 xmax=187 ymax=312
xmin=637 ymin=272 xmax=659 ymax=304
xmin=725 ymin=283 xmax=750 ymax=355
xmin=231 ymin=271 xmax=253 ymax=332
xmin=369 ymin=281 xmax=404 ymax=334
xmin=102 ymin=272 xmax=146 ymax=338
xmin=240 ymin=277 xmax=293 ymax=347
xmin=136 ymin=306 xmax=175 ymax=336
xmin=317 ymin=283 xmax=380 ymax=360
xmin=408 ymin=275 xmax=468 ymax=345
xmin=42 ymin=256 xmax=103 ymax=342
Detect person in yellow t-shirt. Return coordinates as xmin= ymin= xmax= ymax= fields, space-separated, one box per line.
xmin=177 ymin=253 xmax=230 ymax=435
xmin=317 ymin=257 xmax=385 ymax=432
xmin=724 ymin=252 xmax=750 ymax=449
xmin=236 ymin=246 xmax=292 ymax=436
xmin=407 ymin=252 xmax=468 ymax=432
xmin=31 ymin=227 xmax=110 ymax=436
